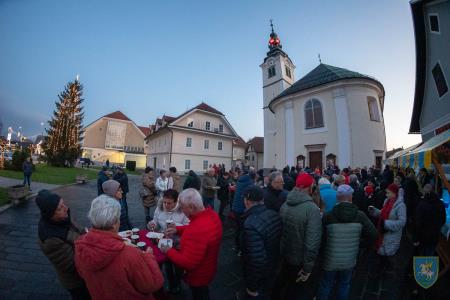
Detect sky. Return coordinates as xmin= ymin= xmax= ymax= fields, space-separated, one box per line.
xmin=0 ymin=0 xmax=422 ymax=150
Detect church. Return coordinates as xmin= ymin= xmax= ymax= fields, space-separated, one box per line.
xmin=261 ymin=24 xmax=387 ymax=170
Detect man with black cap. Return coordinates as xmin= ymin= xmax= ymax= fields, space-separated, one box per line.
xmin=238 ymin=185 xmax=282 ymax=299
xmin=36 ymin=189 xmax=91 ymax=300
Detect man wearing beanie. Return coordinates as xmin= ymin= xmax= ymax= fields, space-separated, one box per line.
xmin=98 ymin=179 xmax=131 ymax=231
xmin=36 ymin=190 xmax=91 ymax=299
xmin=238 ymin=186 xmax=282 ymax=299
xmin=317 ymin=185 xmax=377 ymax=300
xmin=272 ymin=173 xmax=322 ymax=299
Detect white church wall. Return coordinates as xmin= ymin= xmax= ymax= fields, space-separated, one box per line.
xmin=345 ymin=85 xmax=386 ymax=167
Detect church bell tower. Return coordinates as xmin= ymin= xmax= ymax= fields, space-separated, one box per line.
xmin=260 ymin=21 xmax=295 ymax=168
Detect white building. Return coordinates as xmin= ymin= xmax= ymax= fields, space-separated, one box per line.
xmin=261 ymin=24 xmax=387 ymax=170
xmin=145 ymin=103 xmax=238 ymax=173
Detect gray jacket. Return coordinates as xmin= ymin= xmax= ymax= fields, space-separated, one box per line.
xmin=371 ymin=198 xmax=407 ymax=256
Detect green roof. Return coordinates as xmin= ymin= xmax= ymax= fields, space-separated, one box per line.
xmin=270 ymin=64 xmax=384 ymax=109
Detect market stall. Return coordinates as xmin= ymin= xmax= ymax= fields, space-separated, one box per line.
xmin=394 ymin=130 xmax=450 ymax=276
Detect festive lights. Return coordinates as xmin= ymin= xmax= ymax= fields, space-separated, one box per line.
xmin=42 ymin=79 xmax=84 ymax=167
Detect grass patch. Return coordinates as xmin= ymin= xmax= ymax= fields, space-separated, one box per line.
xmin=0 ymin=164 xmax=98 ymax=185
xmin=0 ymin=187 xmax=8 ymax=206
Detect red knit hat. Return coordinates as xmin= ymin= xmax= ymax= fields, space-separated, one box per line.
xmin=296 ymin=173 xmax=314 ymax=189
xmin=386 ymin=183 xmax=399 ymax=195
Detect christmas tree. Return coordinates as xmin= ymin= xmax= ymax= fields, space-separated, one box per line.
xmin=43 ymin=78 xmax=84 ymax=167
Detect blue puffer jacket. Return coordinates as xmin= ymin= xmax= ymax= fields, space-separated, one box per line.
xmin=320 ymin=184 xmax=337 ymax=213
xmin=241 ymin=204 xmax=282 ymax=291
xmin=232 ymin=174 xmax=253 ymax=214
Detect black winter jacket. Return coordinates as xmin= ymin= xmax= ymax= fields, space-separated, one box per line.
xmin=413 ymin=193 xmax=446 ymax=246
xmin=263 ymin=186 xmax=287 ymax=212
xmin=241 ymin=204 xmax=282 ymax=291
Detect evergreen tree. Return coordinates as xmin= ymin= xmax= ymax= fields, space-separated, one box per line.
xmin=43 ymin=79 xmax=84 ymax=167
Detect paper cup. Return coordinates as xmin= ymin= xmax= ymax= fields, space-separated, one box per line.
xmin=131 ymin=235 xmax=139 ymax=244
xmin=137 ymin=241 xmax=146 ymax=251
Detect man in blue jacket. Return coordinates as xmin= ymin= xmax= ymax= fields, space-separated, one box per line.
xmin=239 ymin=186 xmax=282 ymax=299
xmin=232 ymin=169 xmax=254 ymax=255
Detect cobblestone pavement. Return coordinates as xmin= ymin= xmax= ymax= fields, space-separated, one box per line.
xmin=1 ymin=175 xmax=449 ymax=299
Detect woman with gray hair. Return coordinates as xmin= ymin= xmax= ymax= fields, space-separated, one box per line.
xmin=162 ymin=188 xmax=223 ymax=300
xmin=75 ymin=196 xmax=164 ymax=300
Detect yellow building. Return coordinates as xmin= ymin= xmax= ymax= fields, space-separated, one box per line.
xmin=82 ymin=111 xmax=150 ymax=168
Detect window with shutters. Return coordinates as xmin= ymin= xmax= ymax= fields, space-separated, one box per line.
xmin=268 ymin=66 xmax=276 ymax=78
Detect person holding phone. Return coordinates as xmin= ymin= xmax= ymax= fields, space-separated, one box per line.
xmin=368 ymin=183 xmax=406 ymax=276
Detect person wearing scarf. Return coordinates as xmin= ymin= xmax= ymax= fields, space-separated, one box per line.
xmin=369 ymin=184 xmax=406 ymax=276
xmin=36 ymin=190 xmax=91 ymax=300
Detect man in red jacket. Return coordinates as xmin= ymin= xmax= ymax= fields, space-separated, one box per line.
xmin=162 ymin=188 xmax=223 ymax=300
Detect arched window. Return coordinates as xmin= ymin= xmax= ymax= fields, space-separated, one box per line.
xmin=367 ymin=97 xmax=380 ymax=122
xmin=304 ymin=99 xmax=324 ymax=129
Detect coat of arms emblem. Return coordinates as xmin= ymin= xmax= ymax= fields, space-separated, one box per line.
xmin=413 ymin=256 xmax=439 ymax=289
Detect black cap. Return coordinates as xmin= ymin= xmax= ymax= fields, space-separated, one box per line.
xmin=35 ymin=190 xmax=61 ymax=220
xmin=243 ymin=185 xmax=264 ymax=202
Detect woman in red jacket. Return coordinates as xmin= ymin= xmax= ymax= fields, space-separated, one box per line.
xmin=162 ymin=188 xmax=223 ymax=300
xmin=75 ymin=194 xmax=164 ymax=300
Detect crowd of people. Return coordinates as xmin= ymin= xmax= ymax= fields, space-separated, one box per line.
xmin=35 ymin=162 xmax=448 ymax=300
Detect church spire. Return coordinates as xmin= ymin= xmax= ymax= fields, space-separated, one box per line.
xmin=268 ymin=19 xmax=282 ymax=51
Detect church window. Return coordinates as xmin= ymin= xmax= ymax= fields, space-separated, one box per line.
xmin=268 ymin=66 xmax=276 ymax=78
xmin=304 ymin=99 xmax=324 ymax=129
xmin=205 ymin=121 xmax=211 ymax=131
xmin=285 ymin=66 xmax=292 ymax=78
xmin=367 ymin=97 xmax=381 ymax=122
xmin=432 ymin=62 xmax=448 ymax=97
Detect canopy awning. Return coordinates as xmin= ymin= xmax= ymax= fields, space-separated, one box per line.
xmin=397 ymin=130 xmax=449 ymax=169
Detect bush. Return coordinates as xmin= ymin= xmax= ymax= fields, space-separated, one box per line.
xmin=126 ymin=160 xmax=136 ymax=171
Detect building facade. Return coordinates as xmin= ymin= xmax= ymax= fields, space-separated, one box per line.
xmin=145 ymin=103 xmax=238 ymax=173
xmin=246 ymin=137 xmax=264 ymax=170
xmin=409 ymin=0 xmax=450 ymax=141
xmin=232 ymin=137 xmax=247 ymax=169
xmin=262 ymin=25 xmax=387 ymax=170
xmin=82 ymin=111 xmax=150 ymax=168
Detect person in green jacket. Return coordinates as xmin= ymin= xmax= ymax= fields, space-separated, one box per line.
xmin=272 ymin=173 xmax=322 ymax=300
xmin=316 ymin=184 xmax=377 ymax=300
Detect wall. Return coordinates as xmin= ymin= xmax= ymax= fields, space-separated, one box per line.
xmin=273 ymin=88 xmax=339 ymax=169
xmin=83 ymin=119 xmax=107 ymax=149
xmin=171 ymin=110 xmax=233 ymax=135
xmin=346 ymin=85 xmax=386 ymax=167
xmin=420 ymin=1 xmax=450 ymax=139
xmin=171 ymin=130 xmax=232 ymax=159
xmin=171 ymin=153 xmax=231 ymax=174
xmin=272 ymin=81 xmax=385 ymax=169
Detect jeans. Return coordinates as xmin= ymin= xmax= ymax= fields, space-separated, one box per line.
xmin=23 ymin=174 xmax=31 ymax=188
xmin=203 ymin=196 xmax=215 ymax=210
xmin=316 ymin=269 xmax=353 ymax=300
xmin=190 ymin=285 xmax=209 ymax=300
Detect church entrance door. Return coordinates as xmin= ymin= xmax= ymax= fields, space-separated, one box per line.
xmin=309 ymin=151 xmax=323 ymax=169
